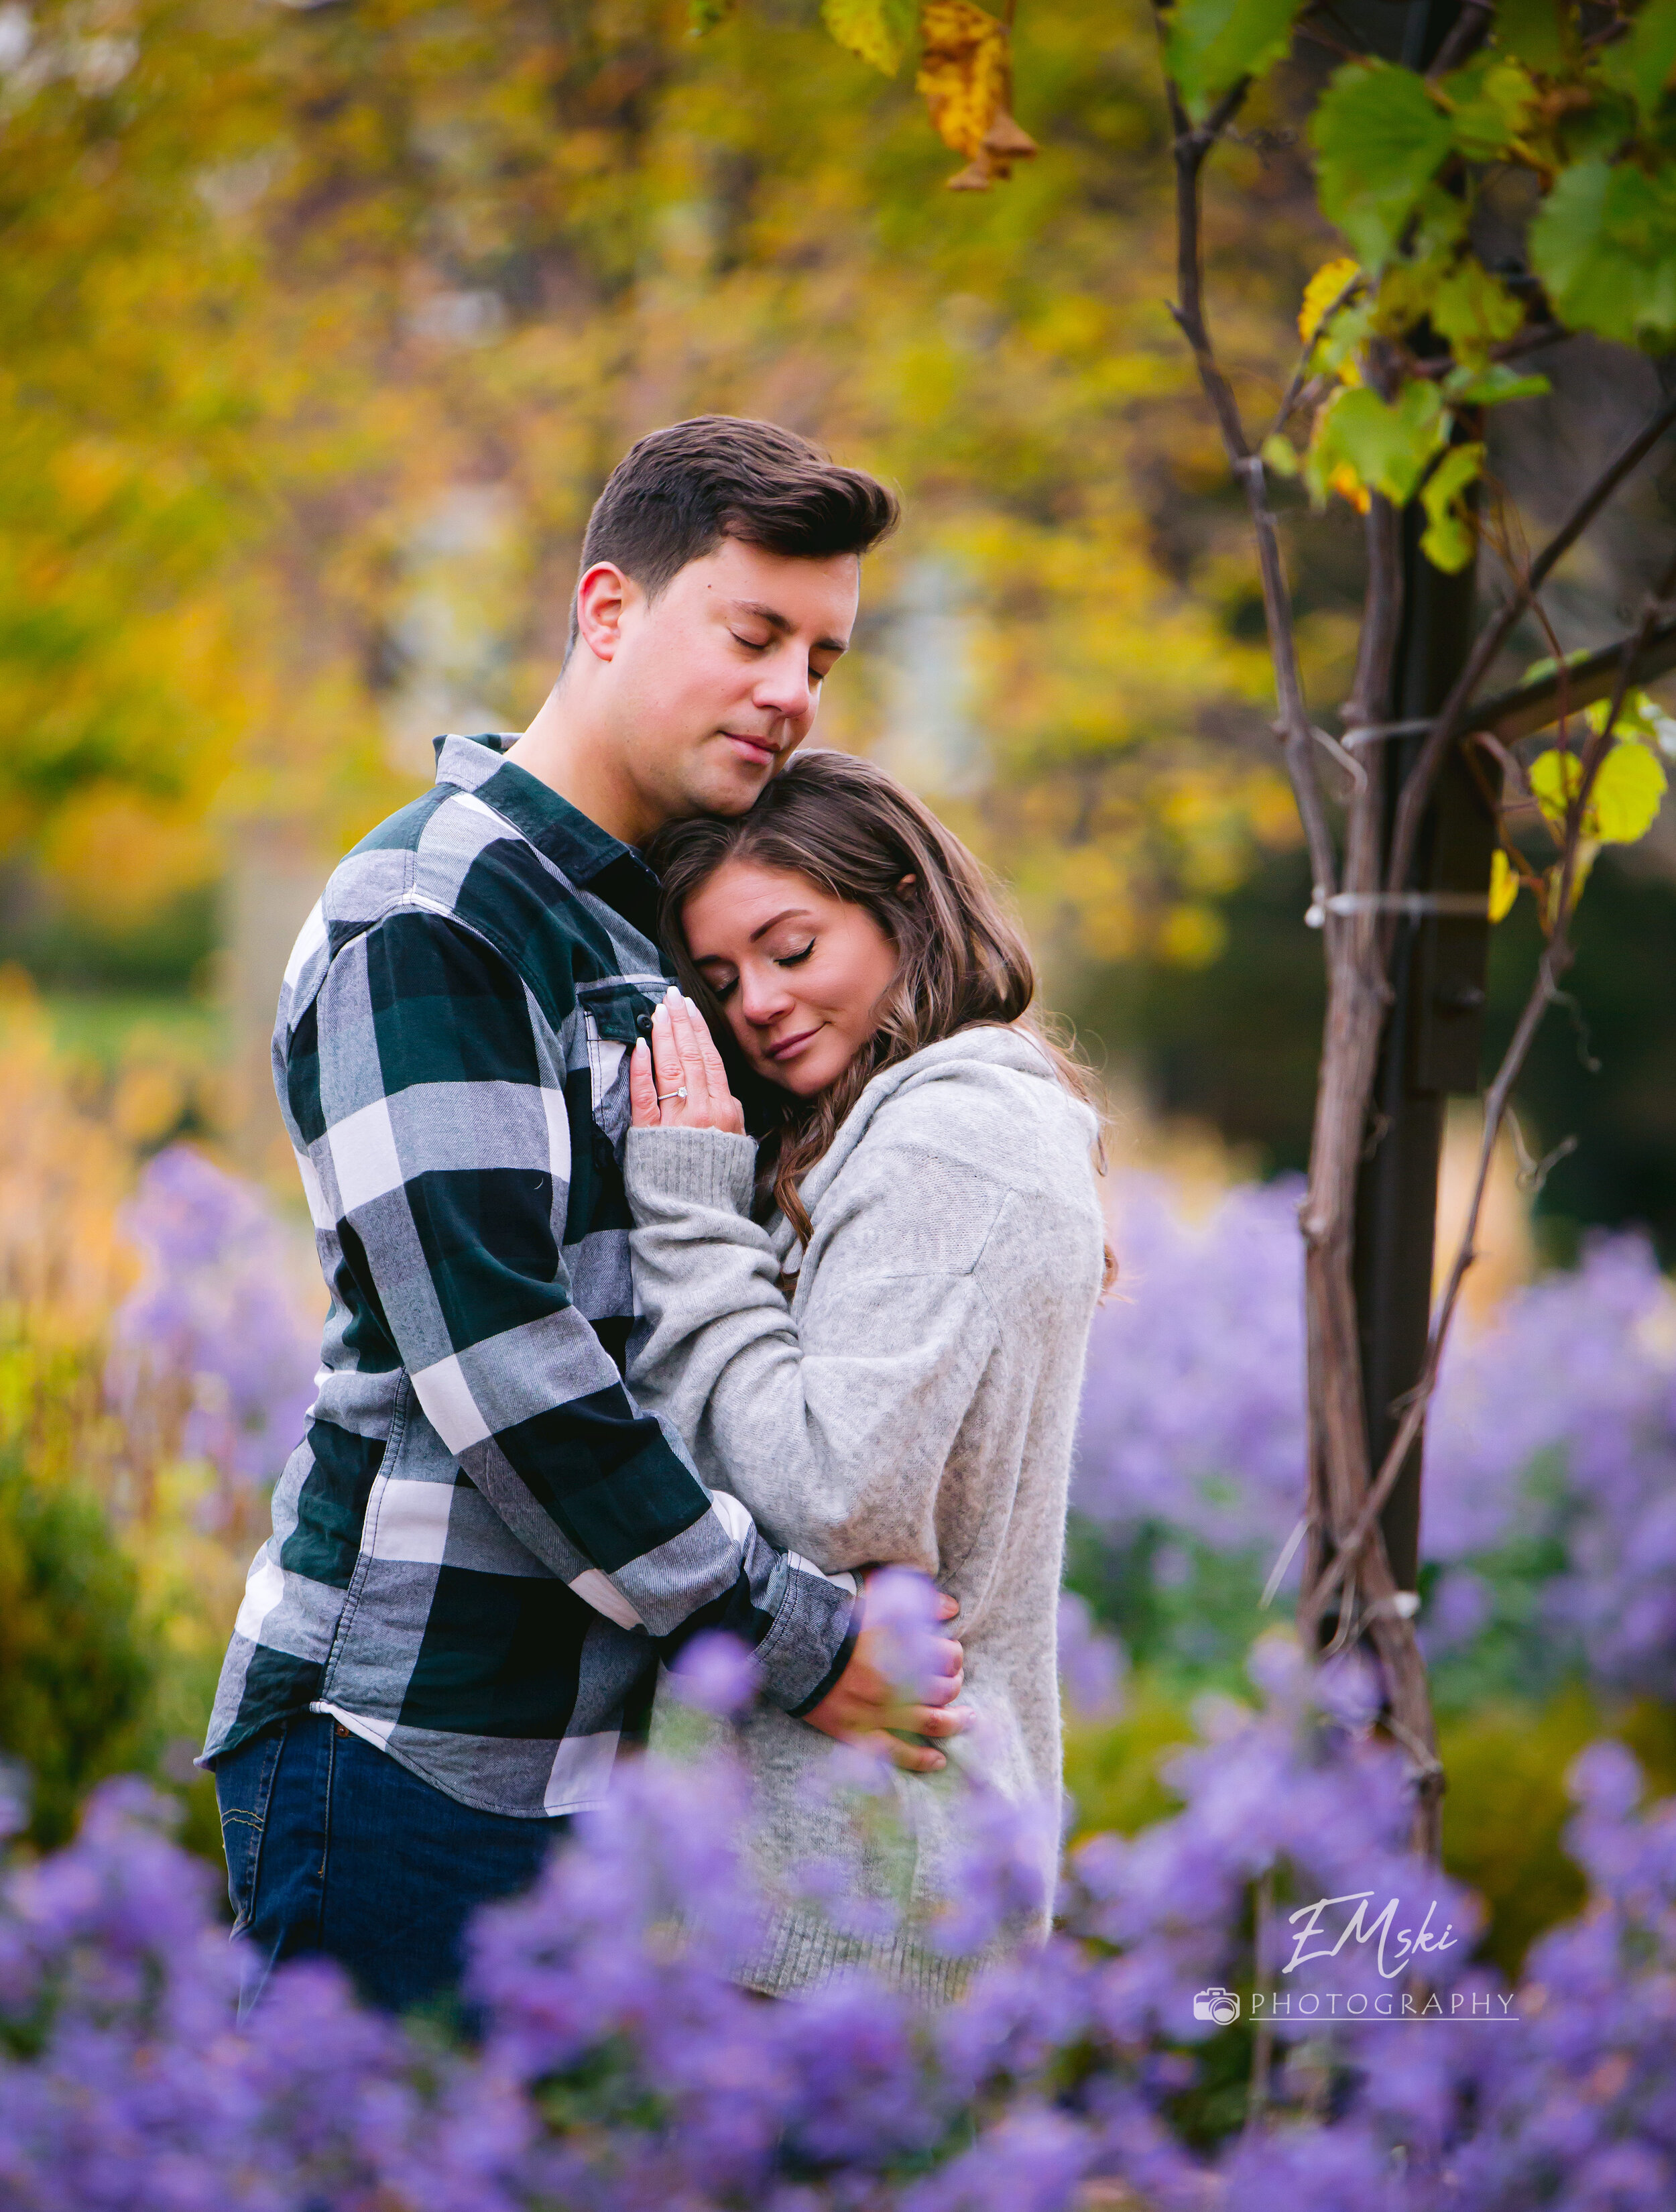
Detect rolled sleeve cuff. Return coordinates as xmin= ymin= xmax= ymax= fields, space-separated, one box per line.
xmin=625 ymin=1125 xmax=758 ymax=1217
xmin=755 ymin=1558 xmax=858 ymax=1717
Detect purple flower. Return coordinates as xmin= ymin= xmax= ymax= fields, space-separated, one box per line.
xmin=863 ymin=1565 xmax=946 ymax=1700
xmin=107 ymin=1143 xmax=320 ymax=1488
xmin=1058 ymin=1591 xmax=1128 ymax=1723
xmin=668 ymin=1629 xmax=758 ymax=1716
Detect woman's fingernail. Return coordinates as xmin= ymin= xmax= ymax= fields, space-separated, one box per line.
xmin=665 ymin=985 xmax=680 ymax=1004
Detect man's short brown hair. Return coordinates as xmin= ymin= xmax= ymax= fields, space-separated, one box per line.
xmin=569 ymin=416 xmax=898 ymax=650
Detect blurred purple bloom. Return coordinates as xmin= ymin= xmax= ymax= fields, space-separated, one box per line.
xmin=668 ymin=1629 xmax=758 ymax=1716
xmin=107 ymin=1143 xmax=320 ymax=1487
xmin=1075 ymin=1175 xmax=1308 ymax=1557
xmin=1058 ymin=1591 xmax=1128 ymax=1723
xmin=864 ymin=1565 xmax=945 ymax=1700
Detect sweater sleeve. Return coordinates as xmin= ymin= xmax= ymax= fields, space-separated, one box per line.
xmin=623 ymin=1121 xmax=1002 ymax=1578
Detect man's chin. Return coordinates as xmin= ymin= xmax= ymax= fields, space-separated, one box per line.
xmin=680 ymin=757 xmax=774 ymax=819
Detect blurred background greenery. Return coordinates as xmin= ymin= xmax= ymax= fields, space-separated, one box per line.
xmin=3 ymin=0 xmax=1675 ymax=1979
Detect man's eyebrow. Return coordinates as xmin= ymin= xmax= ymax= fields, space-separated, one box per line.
xmin=731 ymin=600 xmax=850 ymax=656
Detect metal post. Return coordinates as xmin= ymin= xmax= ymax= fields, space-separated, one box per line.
xmin=1352 ymin=507 xmax=1492 ymax=1592
xmin=1341 ymin=0 xmax=1498 ymax=1600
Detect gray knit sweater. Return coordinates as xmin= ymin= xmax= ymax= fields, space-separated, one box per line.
xmin=623 ymin=1026 xmax=1106 ymax=1998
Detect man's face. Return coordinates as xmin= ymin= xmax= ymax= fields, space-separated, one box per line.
xmin=595 ymin=536 xmax=859 ymax=827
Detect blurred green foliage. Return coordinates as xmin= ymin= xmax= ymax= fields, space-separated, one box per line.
xmin=0 ymin=1448 xmax=152 ymax=1849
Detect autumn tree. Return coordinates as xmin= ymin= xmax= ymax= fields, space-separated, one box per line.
xmin=1 ymin=0 xmax=1324 ymax=986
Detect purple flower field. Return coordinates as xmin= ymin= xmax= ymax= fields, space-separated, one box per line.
xmin=15 ymin=1145 xmax=1665 ymax=2207
xmin=1075 ymin=1175 xmax=1676 ymax=1702
xmin=4 ymin=1641 xmax=1675 ymax=2210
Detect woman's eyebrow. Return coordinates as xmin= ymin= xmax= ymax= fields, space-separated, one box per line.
xmin=748 ymin=908 xmax=813 ymax=944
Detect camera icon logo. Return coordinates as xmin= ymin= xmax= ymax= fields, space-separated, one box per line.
xmin=1193 ymin=1986 xmax=1242 ymax=2026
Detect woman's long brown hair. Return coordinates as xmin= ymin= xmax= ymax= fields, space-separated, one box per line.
xmin=648 ymin=750 xmax=1111 ymax=1279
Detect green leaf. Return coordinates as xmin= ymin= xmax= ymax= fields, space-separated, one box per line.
xmin=1494 ymin=0 xmax=1573 ymax=77
xmin=1260 ymin=432 xmax=1301 ymax=476
xmin=821 ymin=0 xmax=919 ymax=75
xmin=1555 ymin=85 xmax=1639 ymax=162
xmin=1311 ymin=62 xmax=1456 ymax=270
xmin=1164 ymin=0 xmax=1304 ymax=120
xmin=1419 ymin=440 xmax=1484 ymax=572
xmin=1529 ymin=157 xmax=1676 ymax=349
xmin=1598 ymin=0 xmax=1676 ymax=116
xmin=1441 ymin=361 xmax=1553 ymax=405
xmin=1305 ymin=379 xmax=1449 ymax=507
xmin=688 ymin=0 xmax=733 ymax=31
xmin=1530 ymin=739 xmax=1668 ymax=843
xmin=1429 ymin=255 xmax=1525 ymax=363
xmin=1438 ymin=54 xmax=1540 ymax=160
xmin=1521 ymin=648 xmax=1592 ymax=684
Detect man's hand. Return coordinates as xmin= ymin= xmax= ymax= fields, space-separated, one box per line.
xmin=630 ymin=988 xmax=745 ymax=1134
xmin=805 ymin=1583 xmax=969 ymax=1774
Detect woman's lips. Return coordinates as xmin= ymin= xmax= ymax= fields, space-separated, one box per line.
xmin=766 ymin=1026 xmax=823 ymax=1063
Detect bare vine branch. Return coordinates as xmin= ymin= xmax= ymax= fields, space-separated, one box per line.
xmin=1164 ymin=78 xmax=1341 ymax=906
xmin=1426 ymin=0 xmax=1496 ymax=78
xmin=1385 ymin=390 xmax=1676 ymax=905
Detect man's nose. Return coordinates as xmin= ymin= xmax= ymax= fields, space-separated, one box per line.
xmin=752 ymin=642 xmax=813 ymax=722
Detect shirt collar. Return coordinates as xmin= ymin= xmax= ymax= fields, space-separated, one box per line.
xmin=431 ymin=732 xmax=662 ymax=941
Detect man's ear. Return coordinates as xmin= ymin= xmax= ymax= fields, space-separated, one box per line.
xmin=574 ymin=561 xmax=632 ymax=662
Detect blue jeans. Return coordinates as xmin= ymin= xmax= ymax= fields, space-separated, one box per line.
xmin=213 ymin=1712 xmax=570 ymax=2017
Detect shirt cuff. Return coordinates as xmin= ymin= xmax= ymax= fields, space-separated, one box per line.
xmin=624 ymin=1125 xmax=758 ymax=1217
xmin=756 ymin=1559 xmax=859 ymax=1716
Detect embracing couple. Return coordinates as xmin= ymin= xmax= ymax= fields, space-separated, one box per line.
xmin=203 ymin=416 xmax=1109 ymax=2014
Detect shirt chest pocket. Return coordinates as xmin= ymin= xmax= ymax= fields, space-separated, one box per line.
xmin=577 ymin=984 xmax=659 ymax=1128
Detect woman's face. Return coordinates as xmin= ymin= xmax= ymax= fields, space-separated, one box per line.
xmin=680 ymin=858 xmax=900 ymax=1098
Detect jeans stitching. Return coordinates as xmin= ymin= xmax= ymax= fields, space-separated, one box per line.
xmin=225 ymin=1721 xmax=288 ymax=1932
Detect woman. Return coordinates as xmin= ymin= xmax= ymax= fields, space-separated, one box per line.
xmin=623 ymin=750 xmax=1109 ymax=1999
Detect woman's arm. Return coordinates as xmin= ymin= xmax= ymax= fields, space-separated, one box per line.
xmin=624 ymin=1110 xmax=1004 ymax=1580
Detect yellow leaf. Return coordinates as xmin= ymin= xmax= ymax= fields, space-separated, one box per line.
xmin=1488 ymin=848 xmax=1519 ymax=921
xmin=1593 ymin=738 xmax=1667 ymax=841
xmin=1299 ymin=255 xmax=1362 ymax=343
xmin=916 ymin=0 xmax=1009 ymax=160
xmin=1529 ymin=739 xmax=1668 ymax=845
xmin=1326 ymin=459 xmax=1372 ymax=514
xmin=821 ymin=0 xmax=916 ymax=76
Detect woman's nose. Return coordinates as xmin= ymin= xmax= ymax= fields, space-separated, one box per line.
xmin=739 ymin=967 xmax=794 ymax=1028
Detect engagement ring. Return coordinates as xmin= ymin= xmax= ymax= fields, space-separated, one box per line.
xmin=656 ymin=1087 xmax=688 ymax=1104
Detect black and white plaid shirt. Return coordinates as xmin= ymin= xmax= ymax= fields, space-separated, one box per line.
xmin=203 ymin=734 xmax=856 ymax=1816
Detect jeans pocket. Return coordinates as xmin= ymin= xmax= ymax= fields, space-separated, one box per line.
xmin=215 ymin=1725 xmax=287 ymax=1932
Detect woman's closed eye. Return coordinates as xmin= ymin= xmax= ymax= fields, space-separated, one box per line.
xmin=775 ymin=940 xmax=815 ymax=970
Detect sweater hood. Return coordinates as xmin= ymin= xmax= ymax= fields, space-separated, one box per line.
xmin=784 ymin=1025 xmax=1099 ymax=1244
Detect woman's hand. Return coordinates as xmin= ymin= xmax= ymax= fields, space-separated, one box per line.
xmin=630 ymin=986 xmax=747 ymax=1134
xmin=804 ymin=1585 xmax=970 ymax=1775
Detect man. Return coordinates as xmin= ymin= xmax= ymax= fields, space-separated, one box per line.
xmin=204 ymin=417 xmax=965 ymax=2014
